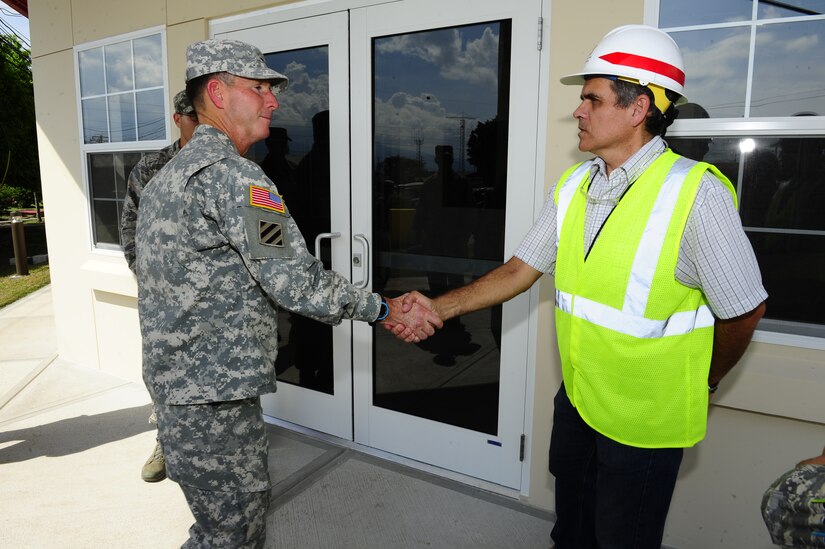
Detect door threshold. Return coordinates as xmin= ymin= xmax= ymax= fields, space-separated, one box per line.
xmin=264 ymin=413 xmax=524 ymax=500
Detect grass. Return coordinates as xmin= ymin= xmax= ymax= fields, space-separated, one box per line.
xmin=0 ymin=263 xmax=51 ymax=309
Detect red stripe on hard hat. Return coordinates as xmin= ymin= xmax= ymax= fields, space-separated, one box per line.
xmin=600 ymin=52 xmax=685 ymax=86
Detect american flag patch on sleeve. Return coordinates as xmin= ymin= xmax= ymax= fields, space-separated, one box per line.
xmin=250 ymin=185 xmax=286 ymax=214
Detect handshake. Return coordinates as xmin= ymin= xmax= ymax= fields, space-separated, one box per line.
xmin=378 ymin=292 xmax=444 ymax=343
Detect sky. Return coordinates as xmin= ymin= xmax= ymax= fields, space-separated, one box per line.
xmin=0 ymin=1 xmax=30 ymax=47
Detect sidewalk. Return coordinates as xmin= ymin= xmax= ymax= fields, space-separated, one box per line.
xmin=0 ymin=286 xmax=553 ymax=548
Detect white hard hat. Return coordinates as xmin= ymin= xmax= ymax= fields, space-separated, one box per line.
xmin=561 ymin=25 xmax=686 ymax=109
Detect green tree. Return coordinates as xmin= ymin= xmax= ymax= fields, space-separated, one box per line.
xmin=467 ymin=116 xmax=508 ymax=190
xmin=0 ymin=33 xmax=40 ymax=204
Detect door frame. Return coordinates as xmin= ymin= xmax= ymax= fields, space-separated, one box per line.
xmin=212 ymin=0 xmax=549 ymax=491
xmin=349 ymin=0 xmax=544 ymax=489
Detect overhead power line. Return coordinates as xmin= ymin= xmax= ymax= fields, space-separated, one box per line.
xmin=0 ymin=9 xmax=29 ymax=50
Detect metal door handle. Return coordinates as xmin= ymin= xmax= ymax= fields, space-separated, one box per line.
xmin=313 ymin=232 xmax=341 ymax=261
xmin=353 ymin=234 xmax=370 ymax=289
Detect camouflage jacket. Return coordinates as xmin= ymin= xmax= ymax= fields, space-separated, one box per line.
xmin=136 ymin=125 xmax=380 ymax=405
xmin=121 ymin=140 xmax=182 ymax=273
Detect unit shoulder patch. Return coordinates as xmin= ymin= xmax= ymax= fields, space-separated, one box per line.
xmin=259 ymin=220 xmax=285 ymax=248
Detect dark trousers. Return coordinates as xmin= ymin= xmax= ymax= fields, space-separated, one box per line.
xmin=549 ymin=384 xmax=684 ymax=549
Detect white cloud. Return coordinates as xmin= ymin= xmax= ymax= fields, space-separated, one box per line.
xmin=750 ymin=27 xmax=825 ymax=115
xmin=271 ymin=61 xmax=330 ymax=127
xmin=680 ymin=31 xmax=751 ymax=115
xmin=374 ymin=91 xmax=457 ymax=157
xmin=375 ymin=25 xmax=500 ymax=87
xmin=781 ymin=34 xmax=818 ymax=54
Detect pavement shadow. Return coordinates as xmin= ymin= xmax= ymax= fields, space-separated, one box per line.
xmin=0 ymin=403 xmax=154 ymax=464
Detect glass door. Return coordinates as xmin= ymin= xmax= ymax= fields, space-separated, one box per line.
xmin=220 ymin=12 xmax=356 ymax=439
xmin=351 ymin=0 xmax=542 ymax=488
xmin=218 ymin=0 xmax=543 ymax=488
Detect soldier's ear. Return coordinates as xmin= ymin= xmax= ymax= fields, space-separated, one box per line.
xmin=205 ymin=78 xmax=225 ymax=109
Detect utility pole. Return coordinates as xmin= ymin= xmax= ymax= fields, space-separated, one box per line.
xmin=446 ymin=112 xmax=476 ymax=172
xmin=412 ymin=128 xmax=423 ymax=167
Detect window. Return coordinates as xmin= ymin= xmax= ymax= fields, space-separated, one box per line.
xmin=654 ymin=1 xmax=825 ymax=341
xmin=75 ymin=28 xmax=168 ymax=250
xmin=87 ymin=152 xmax=143 ymax=246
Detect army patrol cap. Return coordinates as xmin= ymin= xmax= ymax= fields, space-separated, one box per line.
xmin=185 ymin=39 xmax=289 ymax=92
xmin=172 ymin=90 xmax=195 ymax=116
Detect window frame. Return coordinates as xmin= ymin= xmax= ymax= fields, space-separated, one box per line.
xmin=73 ymin=26 xmax=170 ymax=254
xmin=645 ymin=1 xmax=825 ymax=349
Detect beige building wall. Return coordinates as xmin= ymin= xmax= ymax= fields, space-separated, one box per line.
xmin=29 ymin=1 xmax=825 ymax=547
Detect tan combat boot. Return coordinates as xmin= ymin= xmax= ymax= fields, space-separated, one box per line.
xmin=141 ymin=440 xmax=166 ymax=482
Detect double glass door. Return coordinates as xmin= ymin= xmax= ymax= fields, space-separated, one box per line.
xmin=221 ymin=0 xmax=542 ymax=489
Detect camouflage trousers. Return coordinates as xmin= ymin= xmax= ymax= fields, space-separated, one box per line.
xmin=761 ymin=463 xmax=825 ymax=548
xmin=155 ymin=397 xmax=271 ymax=548
xmin=181 ymin=487 xmax=269 ymax=549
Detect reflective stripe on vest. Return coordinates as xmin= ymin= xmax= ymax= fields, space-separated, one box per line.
xmin=555 ymin=156 xmax=711 ymax=337
xmin=555 ymin=161 xmax=594 ymax=247
xmin=555 ymin=288 xmax=714 ymax=338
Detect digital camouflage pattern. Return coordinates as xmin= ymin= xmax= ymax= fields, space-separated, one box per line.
xmin=155 ymin=398 xmax=269 ymax=547
xmin=135 ymin=124 xmax=380 ymax=405
xmin=173 ymin=90 xmax=194 ymax=116
xmin=121 ymin=140 xmax=182 ymax=273
xmin=185 ymin=38 xmax=288 ymax=92
xmin=762 ymin=464 xmax=825 ymax=547
xmin=181 ymin=486 xmax=269 ymax=549
xmin=137 ymin=39 xmax=342 ymax=547
xmin=155 ymin=398 xmax=269 ymax=491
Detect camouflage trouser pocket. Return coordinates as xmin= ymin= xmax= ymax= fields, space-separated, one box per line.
xmin=155 ymin=398 xmax=270 ymax=492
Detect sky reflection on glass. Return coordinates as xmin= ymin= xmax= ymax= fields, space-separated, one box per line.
xmin=264 ymin=47 xmax=330 ymax=161
xmin=659 ymin=0 xmax=751 ymax=27
xmin=751 ymin=19 xmax=825 ymax=117
xmin=669 ymin=15 xmax=825 ymax=118
xmin=671 ymin=27 xmax=749 ymax=118
xmin=373 ymin=23 xmax=501 ymax=170
xmin=104 ymin=40 xmax=133 ymax=94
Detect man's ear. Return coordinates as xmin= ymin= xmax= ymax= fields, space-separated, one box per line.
xmin=205 ymin=78 xmax=225 ymax=109
xmin=172 ymin=112 xmax=183 ymax=130
xmin=630 ymin=93 xmax=652 ymax=127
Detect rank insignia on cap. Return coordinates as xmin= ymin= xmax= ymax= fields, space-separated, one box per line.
xmin=250 ymin=185 xmax=286 ymax=214
xmin=259 ymin=220 xmax=284 ymax=247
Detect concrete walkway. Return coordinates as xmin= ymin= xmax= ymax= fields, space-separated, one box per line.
xmin=0 ymin=286 xmax=553 ymax=548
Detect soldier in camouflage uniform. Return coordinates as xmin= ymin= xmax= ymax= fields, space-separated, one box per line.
xmin=122 ymin=90 xmax=198 ymax=272
xmin=762 ymin=446 xmax=825 ymax=548
xmin=121 ymin=89 xmax=198 ymax=483
xmin=135 ymin=38 xmax=441 ymax=547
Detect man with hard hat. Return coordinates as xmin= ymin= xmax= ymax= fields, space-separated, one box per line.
xmin=120 ymin=89 xmax=198 ymax=483
xmin=135 ymin=39 xmax=441 ymax=546
xmin=394 ymin=25 xmax=767 ymax=547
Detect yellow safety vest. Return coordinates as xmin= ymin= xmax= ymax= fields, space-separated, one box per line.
xmin=554 ymin=150 xmax=736 ymax=448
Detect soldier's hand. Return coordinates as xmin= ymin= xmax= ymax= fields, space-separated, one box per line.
xmin=381 ymin=294 xmax=443 ymax=343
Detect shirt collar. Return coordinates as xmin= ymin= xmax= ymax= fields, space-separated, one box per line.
xmin=590 ymin=136 xmax=666 ymax=186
